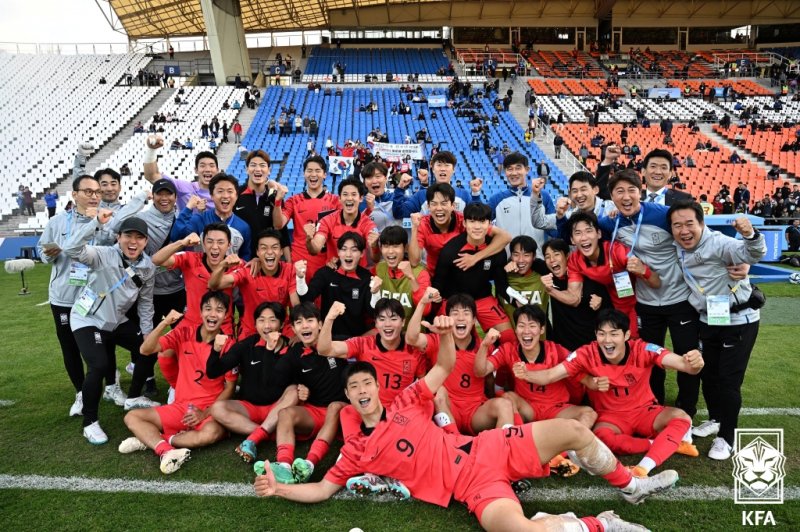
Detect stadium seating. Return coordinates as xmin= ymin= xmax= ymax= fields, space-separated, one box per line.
xmin=666 ymin=79 xmax=774 ymax=96
xmin=629 ymin=49 xmax=715 ymax=78
xmin=527 ymin=79 xmax=624 ymax=96
xmin=304 ymin=47 xmax=449 ymax=77
xmin=715 ymin=95 xmax=800 ymax=122
xmin=713 ymin=124 xmax=800 ymax=178
xmin=0 ymin=53 xmax=157 ymax=217
xmin=523 ymin=50 xmax=605 ymax=78
xmin=535 ymin=95 xmax=637 ymax=124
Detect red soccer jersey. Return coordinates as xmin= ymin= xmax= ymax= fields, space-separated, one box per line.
xmin=158 ymin=325 xmax=237 ymax=408
xmin=487 ymin=340 xmax=571 ymax=406
xmin=316 ymin=209 xmax=377 ymax=267
xmin=324 ymin=379 xmax=473 ymax=507
xmin=423 ymin=333 xmax=484 ymax=408
xmin=232 ymin=262 xmax=297 ymax=338
xmin=345 ymin=336 xmax=427 ymax=406
xmin=417 ymin=211 xmax=464 ymax=274
xmin=562 ymin=339 xmax=669 ymax=413
xmin=282 ymin=191 xmax=340 ymax=278
xmin=170 ymin=251 xmax=236 ymax=334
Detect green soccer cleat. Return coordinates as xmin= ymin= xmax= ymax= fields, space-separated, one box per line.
xmin=292 ymin=458 xmax=315 ymax=483
xmin=270 ymin=461 xmax=297 ymax=484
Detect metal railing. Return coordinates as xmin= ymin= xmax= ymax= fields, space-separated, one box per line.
xmin=541 ymin=124 xmax=590 ymax=176
xmin=0 ymin=41 xmax=129 ymax=55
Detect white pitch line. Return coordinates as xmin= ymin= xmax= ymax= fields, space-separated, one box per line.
xmin=0 ymin=474 xmax=798 ymax=502
xmin=697 ymin=408 xmax=800 ymax=417
xmin=0 ymin=400 xmax=15 ymax=407
xmin=35 ymin=300 xmax=50 ymax=306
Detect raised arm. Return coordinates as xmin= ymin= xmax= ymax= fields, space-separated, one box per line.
xmin=63 ymin=209 xmax=113 ymax=268
xmin=422 ymin=315 xmax=457 ymax=394
xmin=474 ymin=328 xmax=500 ymax=377
xmin=143 ymin=135 xmax=164 ymax=184
xmin=408 ymin=213 xmax=423 ymax=267
xmin=152 ymin=233 xmax=200 ymax=269
xmin=140 ymin=310 xmax=183 ymax=355
xmin=317 ymin=302 xmax=350 ymax=358
xmin=661 ymin=349 xmax=705 ymax=375
xmin=626 ymin=256 xmax=661 ymax=289
xmin=455 ymin=225 xmax=512 ymax=270
xmin=208 ymin=254 xmax=241 ymax=290
xmin=541 ymin=273 xmax=582 ymax=307
xmin=405 ymin=286 xmax=441 ymax=349
xmin=513 ymin=361 xmax=569 ymax=386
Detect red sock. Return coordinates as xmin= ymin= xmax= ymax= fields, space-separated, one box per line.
xmin=601 ymin=461 xmax=633 ymax=488
xmin=157 ymin=356 xmax=179 ymax=387
xmin=247 ymin=427 xmax=270 ymax=445
xmin=594 ymin=427 xmax=651 ymax=455
xmin=513 ymin=412 xmax=524 ymax=426
xmin=154 ymin=440 xmax=174 ymax=457
xmin=306 ymin=439 xmax=330 ymax=466
xmin=580 ymin=516 xmax=604 ymax=532
xmin=645 ymin=417 xmax=690 ymax=467
xmin=276 ymin=443 xmax=295 ymax=464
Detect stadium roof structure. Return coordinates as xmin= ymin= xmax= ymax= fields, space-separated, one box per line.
xmin=108 ymin=0 xmax=800 ymax=40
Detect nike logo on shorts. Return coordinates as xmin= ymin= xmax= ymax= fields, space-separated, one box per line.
xmin=680 ymin=320 xmax=692 ymax=325
xmin=302 ymin=368 xmax=313 ymax=373
xmin=251 ymin=360 xmax=262 ymax=365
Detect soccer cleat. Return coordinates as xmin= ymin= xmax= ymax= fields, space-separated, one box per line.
xmin=69 ymin=391 xmax=83 ymax=417
xmin=292 ymin=458 xmax=315 ymax=483
xmin=125 ymin=362 xmax=135 ymax=375
xmin=708 ymin=437 xmax=733 ymax=460
xmin=692 ymin=420 xmax=720 ymax=438
xmin=103 ymin=383 xmax=128 ymax=406
xmin=83 ymin=421 xmax=108 ymax=445
xmin=253 ymin=461 xmax=267 ymax=476
xmin=383 ymin=477 xmax=411 ymax=500
xmin=270 ymin=461 xmax=297 ymax=484
xmin=160 ymin=448 xmax=191 ymax=474
xmin=512 ymin=479 xmax=533 ymax=494
xmin=620 ymin=469 xmax=679 ymax=504
xmin=118 ymin=436 xmax=148 ymax=454
xmin=597 ymin=511 xmax=652 ymax=532
xmin=124 ymin=396 xmax=161 ymax=411
xmin=549 ymin=454 xmax=580 ymax=477
xmin=167 ymin=386 xmax=176 ymax=405
xmin=347 ymin=473 xmax=389 ymax=496
xmin=236 ymin=440 xmax=257 ymax=463
xmin=676 ymin=441 xmax=700 ymax=457
xmin=627 ymin=465 xmax=648 ymax=478
xmin=144 ymin=378 xmax=158 ymax=398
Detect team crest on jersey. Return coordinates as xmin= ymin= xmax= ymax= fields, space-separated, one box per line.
xmin=351 ymin=288 xmax=360 ymax=299
xmin=263 ymin=206 xmax=271 ymax=217
xmin=327 ymin=357 xmax=338 ymax=369
xmin=403 ymin=360 xmax=411 ymax=375
xmin=566 ymin=352 xmax=577 ymax=362
xmin=483 ymin=260 xmax=491 ymax=270
xmin=651 ymin=233 xmax=663 ymax=246
xmin=392 ymin=413 xmax=409 ymax=426
xmin=624 ymin=373 xmax=637 ymax=386
xmin=94 ymin=332 xmax=102 ymax=344
xmin=60 ymin=313 xmax=69 ymax=325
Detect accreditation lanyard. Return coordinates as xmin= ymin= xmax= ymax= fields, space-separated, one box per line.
xmin=608 ymin=209 xmax=643 ymax=270
xmin=74 ymin=268 xmax=132 ymax=317
xmin=681 ymin=251 xmax=739 ymax=325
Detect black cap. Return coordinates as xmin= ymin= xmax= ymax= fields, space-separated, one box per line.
xmin=119 ymin=217 xmax=149 ymax=238
xmin=152 ymin=178 xmax=177 ymax=194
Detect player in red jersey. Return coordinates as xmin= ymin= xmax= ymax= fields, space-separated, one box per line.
xmin=208 ymin=229 xmax=299 ymax=339
xmin=272 ymin=155 xmax=341 ymax=279
xmin=254 ymin=314 xmax=678 ymax=532
xmin=306 ymin=178 xmax=379 ymax=268
xmin=563 ymin=212 xmax=661 ymax=338
xmin=474 ymin=305 xmax=596 ymax=428
xmin=406 ymin=290 xmax=517 ymax=435
xmin=522 ymin=309 xmax=703 ymax=477
xmin=119 ymin=292 xmax=237 ymax=474
xmin=408 ymin=183 xmax=511 ymax=274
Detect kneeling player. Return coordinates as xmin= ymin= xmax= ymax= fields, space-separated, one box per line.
xmin=255 ymin=314 xmax=678 ymax=531
xmin=521 ymin=309 xmax=703 ymax=477
xmin=119 ymin=292 xmax=236 ymax=474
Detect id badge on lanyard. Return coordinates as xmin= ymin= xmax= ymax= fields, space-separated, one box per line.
xmin=68 ymin=262 xmax=90 ymax=286
xmin=612 ymin=271 xmax=635 ymax=298
xmin=706 ymin=295 xmax=731 ymax=325
xmin=74 ymin=287 xmax=103 ymax=316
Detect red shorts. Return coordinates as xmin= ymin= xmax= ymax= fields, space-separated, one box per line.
xmin=296 ymin=403 xmax=328 ymax=441
xmin=156 ymin=401 xmax=216 ymax=439
xmin=596 ymin=403 xmax=664 ymax=438
xmin=453 ymin=423 xmax=549 ymax=520
xmin=451 ymin=399 xmax=484 ymax=436
xmin=475 ymin=296 xmax=511 ymax=330
xmin=531 ymin=401 xmax=570 ymax=422
xmin=240 ymin=400 xmax=277 ymax=425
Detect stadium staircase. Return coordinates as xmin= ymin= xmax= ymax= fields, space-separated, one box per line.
xmin=215 ymin=103 xmax=258 ymax=169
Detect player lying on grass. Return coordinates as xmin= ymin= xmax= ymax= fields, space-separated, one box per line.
xmin=254 ymin=314 xmax=678 ymax=531
xmin=120 ymin=292 xmax=236 ymax=474
xmin=520 ymin=309 xmax=702 ymax=477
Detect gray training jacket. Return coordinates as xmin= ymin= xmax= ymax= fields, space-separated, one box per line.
xmin=94 ymin=192 xmax=148 ymax=245
xmin=65 ymin=218 xmax=156 ymax=334
xmin=38 ymin=210 xmax=97 ymax=307
xmin=674 ymin=226 xmax=766 ymax=326
xmin=139 ymin=206 xmax=184 ymax=295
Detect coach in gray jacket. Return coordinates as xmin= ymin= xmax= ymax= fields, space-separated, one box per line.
xmin=668 ymin=201 xmax=766 ymax=461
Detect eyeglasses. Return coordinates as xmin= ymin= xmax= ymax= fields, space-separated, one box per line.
xmin=77 ymin=189 xmax=101 ymax=197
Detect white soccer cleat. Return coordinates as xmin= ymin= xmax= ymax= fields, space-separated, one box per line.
xmin=124 ymin=396 xmax=161 ymax=411
xmin=83 ymin=421 xmax=108 ymax=445
xmin=708 ymin=437 xmax=733 ymax=460
xmin=692 ymin=420 xmax=720 ymax=438
xmin=125 ymin=362 xmax=135 ymax=375
xmin=160 ymin=448 xmax=191 ymax=474
xmin=167 ymin=386 xmax=176 ymax=405
xmin=621 ymin=469 xmax=679 ymax=504
xmin=103 ymin=383 xmax=128 ymax=406
xmin=118 ymin=437 xmax=148 ymax=454
xmin=69 ymin=391 xmax=83 ymax=417
xmin=597 ymin=511 xmax=652 ymax=532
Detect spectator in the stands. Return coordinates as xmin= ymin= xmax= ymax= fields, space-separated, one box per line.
xmin=685 ymin=155 xmax=696 ymax=168
xmin=44 ymin=189 xmax=59 ymax=218
xmin=729 ymin=151 xmax=743 ymax=164
xmin=734 ymin=182 xmax=750 ymax=213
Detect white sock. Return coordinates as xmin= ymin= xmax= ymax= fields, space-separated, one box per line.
xmin=621 ymin=477 xmax=638 ymax=493
xmin=637 ymin=457 xmax=657 ymax=474
xmin=683 ymin=428 xmax=693 ymax=443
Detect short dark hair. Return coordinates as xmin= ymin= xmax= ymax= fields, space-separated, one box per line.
xmin=344 ymin=361 xmax=378 ymax=389
xmin=502 ymin=152 xmax=529 ymax=169
xmin=72 ymin=174 xmax=98 ymax=191
xmin=290 ymin=301 xmax=321 ymax=323
xmin=338 ymin=231 xmax=366 ymax=251
xmin=94 ymin=168 xmax=121 ymax=183
xmin=200 ymin=290 xmax=231 ymax=311
xmin=430 ymin=150 xmax=457 ymax=167
xmin=569 ymin=171 xmax=597 ymax=189
xmin=374 ymin=298 xmax=405 ymax=319
xmin=338 ymin=177 xmax=366 ymax=196
xmin=379 ymin=225 xmax=408 ymax=246
xmin=608 ymin=168 xmax=642 ymax=192
xmin=542 ymin=238 xmax=570 ymax=256
xmin=426 ymin=182 xmax=455 ymax=203
xmin=643 ymin=149 xmax=674 ymax=170
xmin=203 ymin=222 xmax=231 ymax=242
xmin=361 ymin=161 xmax=388 ymax=180
xmin=463 ymin=202 xmax=492 ymax=222
xmin=510 ymin=235 xmax=537 ymax=256
xmin=446 ymin=293 xmax=477 ymax=316
xmin=209 ymin=173 xmax=240 ymax=194
xmin=699 ymin=194 xmax=708 ymax=201
xmin=596 ymin=308 xmax=630 ymax=333
xmin=566 ymin=211 xmax=600 ymax=241
xmin=513 ymin=304 xmax=547 ymax=327
xmin=667 ymin=200 xmax=704 ymax=226
xmin=254 ymin=301 xmax=286 ymax=324
xmin=195 ymin=151 xmax=218 ymax=169
xmin=304 ymin=154 xmax=327 ymax=172
xmin=246 ymin=150 xmax=271 ymax=166
xmin=256 ymin=229 xmax=283 ymax=245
